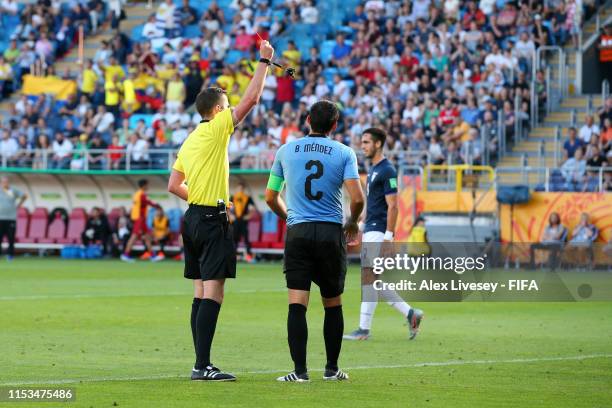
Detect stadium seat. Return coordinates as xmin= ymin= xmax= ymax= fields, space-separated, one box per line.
xmin=183 ymin=25 xmax=201 ymax=39
xmin=269 ymin=219 xmax=286 ymax=249
xmin=226 ymin=49 xmax=246 ymax=65
xmin=130 ymin=25 xmax=145 ymax=43
xmin=107 ymin=207 xmax=123 ymax=231
xmin=40 ymin=212 xmax=67 ymax=244
xmin=14 ymin=208 xmax=30 ymax=243
xmin=252 ymin=211 xmax=278 ymax=249
xmin=166 ymin=208 xmax=183 ymax=233
xmin=58 ymin=208 xmax=87 ymax=244
xmin=319 ymin=40 xmax=336 ymax=63
xmin=247 ymin=211 xmax=261 ymax=244
xmin=20 ymin=208 xmax=48 ymax=244
xmin=129 ymin=114 xmax=154 ymax=129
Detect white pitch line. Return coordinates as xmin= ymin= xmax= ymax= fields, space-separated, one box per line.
xmin=2 ymin=354 xmax=611 ymax=387
xmin=0 ymin=289 xmax=286 ymax=301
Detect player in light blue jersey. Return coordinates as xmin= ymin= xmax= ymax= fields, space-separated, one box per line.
xmin=265 ymin=100 xmax=365 ymax=382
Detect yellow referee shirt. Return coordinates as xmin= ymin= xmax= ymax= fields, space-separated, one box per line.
xmin=173 ymin=109 xmax=234 ymax=206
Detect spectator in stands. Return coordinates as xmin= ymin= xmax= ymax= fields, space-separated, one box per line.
xmin=561 ymin=147 xmax=586 ymax=190
xmin=0 ymin=56 xmax=13 ymax=99
xmin=11 ymin=132 xmax=28 ymax=163
xmin=586 ymin=141 xmax=607 ymax=167
xmin=152 ymin=207 xmax=170 ymax=261
xmin=82 ymin=207 xmax=111 ymax=254
xmin=331 ymin=33 xmax=351 ymax=67
xmin=0 ymin=175 xmax=27 ymax=261
xmin=166 ymin=73 xmax=186 ymax=113
xmin=32 ymin=134 xmax=49 ymax=169
xmin=126 ymin=133 xmax=150 ymax=169
xmin=566 ymin=212 xmax=598 ymax=267
xmin=93 ymin=105 xmax=115 ymax=140
xmin=459 ymin=128 xmax=482 ymax=165
xmin=565 ymin=0 xmax=582 ymax=49
xmin=88 ymin=134 xmax=108 ymax=170
xmin=51 ymin=132 xmax=73 ymax=170
xmin=108 ymin=135 xmax=124 ymax=170
xmin=301 ymin=0 xmax=319 ymax=24
xmin=563 ymin=127 xmax=584 ymax=160
xmin=0 ymin=129 xmax=18 ymax=166
xmin=143 ymin=14 xmax=165 ymax=40
xmin=178 ymin=0 xmax=198 ymax=26
xmin=212 ymin=29 xmax=231 ymax=61
xmin=579 ymin=115 xmax=600 ymax=144
xmin=156 ymin=0 xmax=181 ymax=38
xmin=529 ymin=212 xmax=567 ymax=269
xmin=597 ymin=97 xmax=612 ymax=128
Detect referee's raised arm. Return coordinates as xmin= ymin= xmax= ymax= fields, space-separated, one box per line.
xmin=231 ymin=40 xmax=275 ymax=126
xmin=168 ymin=40 xmax=274 ymax=199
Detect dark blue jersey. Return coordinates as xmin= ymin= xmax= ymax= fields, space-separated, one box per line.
xmin=364 ymin=158 xmax=398 ymax=233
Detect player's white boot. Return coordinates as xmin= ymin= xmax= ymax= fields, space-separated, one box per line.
xmin=323 ymin=369 xmax=349 ymax=381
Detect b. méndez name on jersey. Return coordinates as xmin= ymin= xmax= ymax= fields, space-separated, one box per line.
xmin=270 ymin=135 xmax=359 ymax=226
xmin=365 ymin=158 xmax=398 ymax=233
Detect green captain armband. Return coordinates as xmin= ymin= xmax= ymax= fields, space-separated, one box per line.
xmin=267 ymin=174 xmax=285 ymax=192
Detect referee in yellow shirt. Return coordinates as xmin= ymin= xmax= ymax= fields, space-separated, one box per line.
xmin=167 ymin=40 xmax=275 ymax=382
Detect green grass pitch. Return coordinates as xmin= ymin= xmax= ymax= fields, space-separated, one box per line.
xmin=1 ymin=259 xmax=611 ymax=407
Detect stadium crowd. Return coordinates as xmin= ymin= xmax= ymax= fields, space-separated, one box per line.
xmin=0 ymin=0 xmax=606 ymax=173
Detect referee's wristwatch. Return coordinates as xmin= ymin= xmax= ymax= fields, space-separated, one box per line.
xmin=259 ymin=58 xmax=272 ymax=66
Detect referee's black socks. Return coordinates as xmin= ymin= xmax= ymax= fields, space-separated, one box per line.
xmin=190 ymin=298 xmax=202 ymax=350
xmin=194 ymin=298 xmax=221 ymax=370
xmin=287 ymin=303 xmax=308 ymax=375
xmin=323 ymin=305 xmax=343 ymax=372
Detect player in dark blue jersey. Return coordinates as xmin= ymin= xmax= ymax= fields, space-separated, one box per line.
xmin=344 ymin=128 xmax=424 ymax=341
xmin=265 ymin=101 xmax=365 ymax=382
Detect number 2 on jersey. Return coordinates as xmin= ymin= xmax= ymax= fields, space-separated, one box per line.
xmin=305 ymin=160 xmax=324 ymax=201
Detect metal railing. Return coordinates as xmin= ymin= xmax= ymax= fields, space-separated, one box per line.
xmin=554 ymin=125 xmax=561 ymax=167
xmin=535 ymin=46 xmax=565 ymax=113
xmin=514 ymin=92 xmax=522 ymax=144
xmin=495 ymin=166 xmax=611 ymax=192
xmin=603 ymin=79 xmax=610 ymax=106
xmin=0 ymin=148 xmax=179 ymax=172
xmin=0 ymin=148 xmax=432 ymax=172
xmin=538 ymin=141 xmax=546 ymax=169
xmin=497 ymin=112 xmax=506 ymax=158
xmin=530 ymin=80 xmax=538 ymax=129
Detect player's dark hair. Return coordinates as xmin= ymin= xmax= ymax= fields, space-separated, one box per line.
xmin=363 ymin=127 xmax=387 ymax=148
xmin=195 ymin=87 xmax=227 ymax=117
xmin=138 ymin=179 xmax=148 ymax=188
xmin=308 ymin=100 xmax=339 ymax=134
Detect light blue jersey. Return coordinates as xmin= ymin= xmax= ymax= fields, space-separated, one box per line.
xmin=269 ymin=135 xmax=360 ymax=226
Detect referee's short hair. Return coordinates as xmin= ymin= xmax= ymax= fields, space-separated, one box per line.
xmin=196 ymin=87 xmax=227 ymax=117
xmin=363 ymin=127 xmax=387 ymax=148
xmin=308 ymin=100 xmax=340 ymax=134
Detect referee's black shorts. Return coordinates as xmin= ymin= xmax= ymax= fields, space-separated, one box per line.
xmin=182 ymin=205 xmax=236 ymax=281
xmin=284 ymin=222 xmax=347 ymax=298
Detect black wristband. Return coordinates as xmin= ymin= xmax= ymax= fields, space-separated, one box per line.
xmin=259 ymin=58 xmax=271 ymax=65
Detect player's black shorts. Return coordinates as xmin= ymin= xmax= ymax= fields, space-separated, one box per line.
xmin=284 ymin=222 xmax=347 ymax=298
xmin=182 ymin=205 xmax=236 ymax=281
